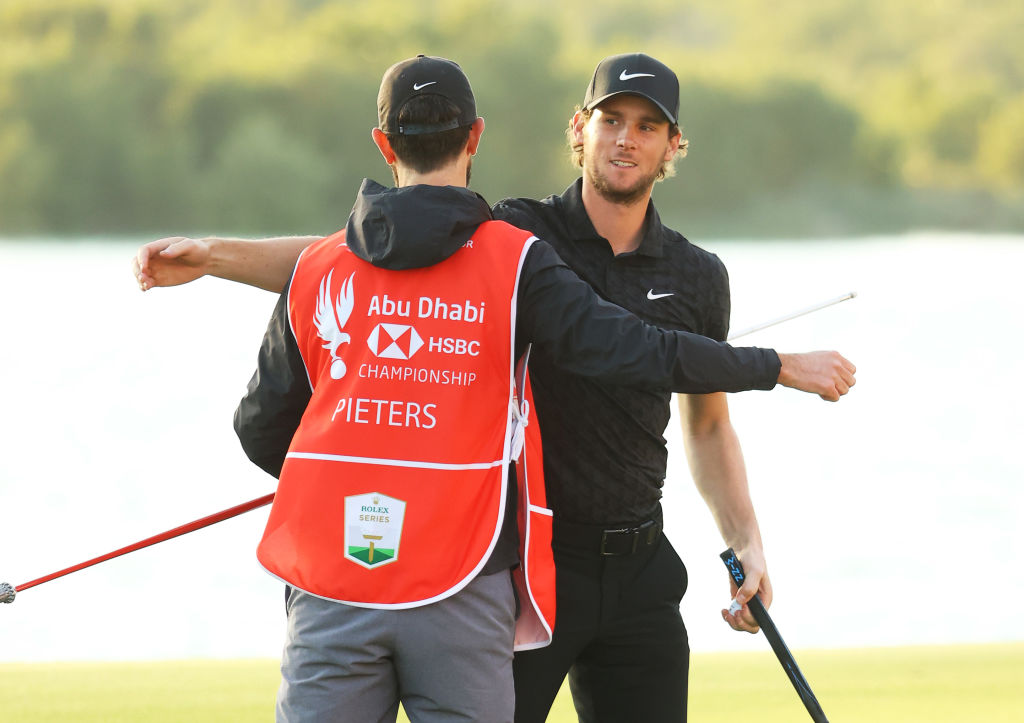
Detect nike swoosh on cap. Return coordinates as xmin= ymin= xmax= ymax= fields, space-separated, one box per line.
xmin=647 ymin=290 xmax=674 ymax=300
xmin=619 ymin=70 xmax=655 ymax=81
xmin=412 ymin=81 xmax=437 ymax=91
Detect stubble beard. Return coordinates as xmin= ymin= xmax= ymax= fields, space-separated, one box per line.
xmin=584 ymin=157 xmax=662 ymax=207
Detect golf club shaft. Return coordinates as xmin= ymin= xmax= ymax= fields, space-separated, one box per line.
xmin=721 ymin=548 xmax=829 ymax=722
xmin=728 ymin=291 xmax=856 ymax=341
xmin=5 ymin=493 xmax=274 ymax=599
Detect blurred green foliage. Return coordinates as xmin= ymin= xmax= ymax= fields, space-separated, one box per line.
xmin=1 ymin=0 xmax=1021 ymax=237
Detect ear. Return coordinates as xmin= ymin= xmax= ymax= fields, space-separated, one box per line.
xmin=664 ymin=128 xmax=682 ymax=162
xmin=466 ymin=117 xmax=485 ymax=156
xmin=570 ymin=110 xmax=586 ymax=147
xmin=371 ymin=128 xmax=396 ymax=165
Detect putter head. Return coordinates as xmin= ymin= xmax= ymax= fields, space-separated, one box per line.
xmin=0 ymin=582 xmax=14 ymax=604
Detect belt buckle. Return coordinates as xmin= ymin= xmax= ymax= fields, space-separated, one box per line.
xmin=600 ymin=525 xmax=640 ymax=556
xmin=600 ymin=519 xmax=657 ymax=556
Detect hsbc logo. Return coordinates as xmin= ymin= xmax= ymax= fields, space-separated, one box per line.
xmin=429 ymin=337 xmax=480 ymax=356
xmin=367 ymin=323 xmax=425 ymax=360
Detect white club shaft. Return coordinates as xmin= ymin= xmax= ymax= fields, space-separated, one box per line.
xmin=728 ymin=292 xmax=857 ymax=342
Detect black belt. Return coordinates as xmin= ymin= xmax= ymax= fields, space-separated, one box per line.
xmin=553 ymin=516 xmax=663 ymax=556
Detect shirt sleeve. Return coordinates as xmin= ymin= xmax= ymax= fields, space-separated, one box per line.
xmin=233 ymin=281 xmax=312 ymax=478
xmin=705 ymin=252 xmax=731 ymax=342
xmin=516 ymin=241 xmax=780 ymax=393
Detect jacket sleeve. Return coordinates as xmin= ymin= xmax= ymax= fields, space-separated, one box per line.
xmin=516 ymin=241 xmax=781 ymax=393
xmin=234 ymin=281 xmax=312 ymax=478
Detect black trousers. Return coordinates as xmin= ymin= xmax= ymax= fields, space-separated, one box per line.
xmin=513 ymin=519 xmax=690 ymax=722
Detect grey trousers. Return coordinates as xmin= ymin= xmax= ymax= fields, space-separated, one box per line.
xmin=277 ymin=571 xmax=516 ymax=723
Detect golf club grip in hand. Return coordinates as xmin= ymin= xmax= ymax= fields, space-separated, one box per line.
xmin=720 ymin=548 xmax=830 ymax=723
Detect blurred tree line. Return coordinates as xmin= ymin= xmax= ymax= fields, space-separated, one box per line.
xmin=1 ymin=0 xmax=1021 ymax=238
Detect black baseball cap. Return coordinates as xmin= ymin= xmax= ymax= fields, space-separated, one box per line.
xmin=583 ymin=53 xmax=679 ymax=124
xmin=377 ymin=55 xmax=477 ymax=135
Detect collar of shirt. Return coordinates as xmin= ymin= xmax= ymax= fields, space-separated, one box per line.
xmin=557 ymin=178 xmax=668 ymax=258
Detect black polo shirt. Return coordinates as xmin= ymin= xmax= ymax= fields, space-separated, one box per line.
xmin=493 ymin=179 xmax=734 ymax=524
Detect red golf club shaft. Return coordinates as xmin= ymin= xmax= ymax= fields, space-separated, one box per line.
xmin=9 ymin=492 xmax=274 ymax=595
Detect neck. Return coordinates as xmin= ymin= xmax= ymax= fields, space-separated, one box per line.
xmin=580 ymin=178 xmax=651 ymax=255
xmin=396 ymin=160 xmax=468 ymax=189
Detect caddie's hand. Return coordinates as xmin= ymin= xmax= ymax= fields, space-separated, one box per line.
xmin=132 ymin=237 xmax=211 ymax=291
xmin=776 ymin=351 xmax=856 ymax=401
xmin=721 ymin=547 xmax=772 ymax=634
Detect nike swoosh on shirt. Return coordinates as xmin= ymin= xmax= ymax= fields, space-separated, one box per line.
xmin=619 ymin=70 xmax=655 ymax=81
xmin=412 ymin=81 xmax=437 ymax=91
xmin=647 ymin=290 xmax=674 ymax=300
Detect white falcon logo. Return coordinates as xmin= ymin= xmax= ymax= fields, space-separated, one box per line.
xmin=314 ymin=270 xmax=356 ymax=379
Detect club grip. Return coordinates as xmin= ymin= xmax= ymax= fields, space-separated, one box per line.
xmin=720 ymin=547 xmax=746 ymax=587
xmin=720 ymin=548 xmax=772 ymax=631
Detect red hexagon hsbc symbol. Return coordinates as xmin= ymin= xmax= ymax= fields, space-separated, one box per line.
xmin=367 ymin=323 xmax=425 ymax=360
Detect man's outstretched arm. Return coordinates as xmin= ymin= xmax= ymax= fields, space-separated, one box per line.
xmin=519 ymin=241 xmax=857 ymax=399
xmin=132 ymin=235 xmax=317 ymax=293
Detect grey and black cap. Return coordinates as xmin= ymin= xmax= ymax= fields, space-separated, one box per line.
xmin=583 ymin=53 xmax=679 ymax=124
xmin=378 ymin=55 xmax=477 ymax=135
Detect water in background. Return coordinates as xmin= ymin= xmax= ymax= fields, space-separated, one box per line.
xmin=0 ymin=234 xmax=1021 ymax=662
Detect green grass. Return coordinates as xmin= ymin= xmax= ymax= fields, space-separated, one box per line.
xmin=1 ymin=643 xmax=1021 ymax=721
xmin=0 ymin=659 xmax=279 ymax=722
xmin=687 ymin=644 xmax=1024 ymax=723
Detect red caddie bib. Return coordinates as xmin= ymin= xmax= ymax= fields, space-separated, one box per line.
xmin=256 ymin=220 xmax=554 ymax=646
